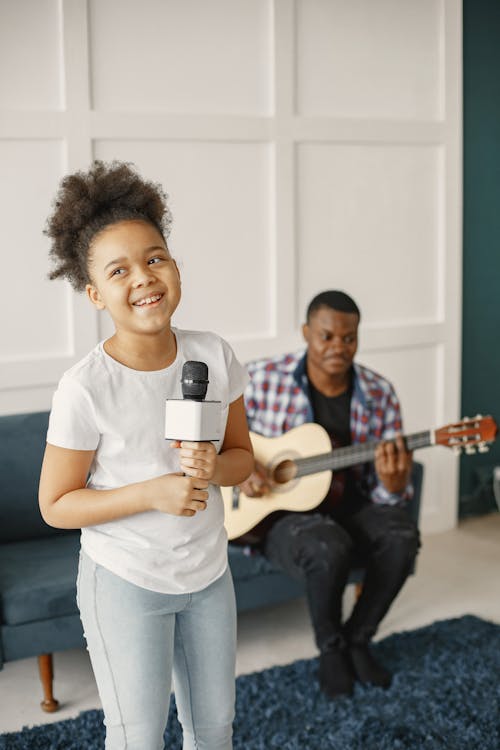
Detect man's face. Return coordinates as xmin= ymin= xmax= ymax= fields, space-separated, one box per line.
xmin=302 ymin=307 xmax=359 ymax=380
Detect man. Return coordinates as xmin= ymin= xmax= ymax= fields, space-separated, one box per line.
xmin=240 ymin=290 xmax=420 ymax=698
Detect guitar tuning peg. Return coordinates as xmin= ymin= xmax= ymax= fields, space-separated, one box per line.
xmin=478 ymin=443 xmax=490 ymax=453
xmin=453 ymin=446 xmax=462 ymax=456
xmin=465 ymin=445 xmax=477 ymax=455
xmin=474 ymin=413 xmax=483 ymax=419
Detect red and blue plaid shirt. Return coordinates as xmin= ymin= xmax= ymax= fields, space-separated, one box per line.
xmin=244 ymin=350 xmax=412 ymax=505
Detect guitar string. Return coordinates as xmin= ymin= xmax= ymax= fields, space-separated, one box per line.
xmin=292 ymin=431 xmax=432 ymax=478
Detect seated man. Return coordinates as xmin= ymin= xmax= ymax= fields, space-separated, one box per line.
xmin=240 ymin=290 xmax=420 ymax=698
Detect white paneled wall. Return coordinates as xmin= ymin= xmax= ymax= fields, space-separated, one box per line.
xmin=89 ymin=0 xmax=273 ymax=115
xmin=296 ymin=143 xmax=442 ymax=325
xmin=0 ymin=0 xmax=462 ymax=532
xmin=296 ymin=0 xmax=444 ymax=119
xmin=93 ymin=139 xmax=274 ymax=341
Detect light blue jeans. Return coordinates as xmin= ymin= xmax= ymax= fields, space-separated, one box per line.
xmin=77 ymin=551 xmax=237 ymax=750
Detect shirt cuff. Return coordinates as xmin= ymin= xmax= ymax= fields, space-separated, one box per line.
xmin=372 ymin=481 xmax=414 ymax=505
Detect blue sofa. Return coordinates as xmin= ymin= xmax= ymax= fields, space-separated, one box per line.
xmin=0 ymin=411 xmax=422 ymax=711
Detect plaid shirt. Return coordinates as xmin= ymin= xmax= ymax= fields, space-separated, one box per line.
xmin=244 ymin=350 xmax=412 ymax=505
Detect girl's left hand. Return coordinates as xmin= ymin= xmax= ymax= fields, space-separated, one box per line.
xmin=172 ymin=441 xmax=218 ymax=481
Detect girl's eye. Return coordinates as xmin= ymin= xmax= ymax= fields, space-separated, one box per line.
xmin=148 ymin=256 xmax=163 ymax=265
xmin=111 ymin=268 xmax=125 ymax=277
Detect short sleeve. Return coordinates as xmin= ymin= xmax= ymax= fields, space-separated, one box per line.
xmin=47 ymin=374 xmax=100 ymax=450
xmin=221 ymin=339 xmax=249 ymax=404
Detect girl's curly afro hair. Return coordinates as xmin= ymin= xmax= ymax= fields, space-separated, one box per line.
xmin=45 ymin=160 xmax=173 ymax=292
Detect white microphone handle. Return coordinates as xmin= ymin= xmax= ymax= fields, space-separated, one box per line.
xmin=165 ymin=399 xmax=222 ymax=442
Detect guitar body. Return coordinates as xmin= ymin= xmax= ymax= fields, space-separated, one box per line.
xmin=222 ymin=423 xmax=333 ymax=540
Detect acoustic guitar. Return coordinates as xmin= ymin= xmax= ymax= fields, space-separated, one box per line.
xmin=222 ymin=416 xmax=498 ymax=540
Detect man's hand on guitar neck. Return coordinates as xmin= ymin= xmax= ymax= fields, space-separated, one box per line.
xmin=374 ymin=435 xmax=413 ymax=495
xmin=239 ymin=460 xmax=272 ymax=498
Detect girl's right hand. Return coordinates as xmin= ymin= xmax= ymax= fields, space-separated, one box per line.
xmin=146 ymin=473 xmax=209 ymax=517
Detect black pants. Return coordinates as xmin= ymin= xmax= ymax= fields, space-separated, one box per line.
xmin=264 ymin=503 xmax=421 ymax=652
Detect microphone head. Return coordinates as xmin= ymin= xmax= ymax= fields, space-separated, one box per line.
xmin=181 ymin=361 xmax=209 ymax=401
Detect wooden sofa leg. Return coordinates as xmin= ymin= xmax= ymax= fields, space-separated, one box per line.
xmin=354 ymin=582 xmax=363 ymax=601
xmin=38 ymin=653 xmax=60 ymax=712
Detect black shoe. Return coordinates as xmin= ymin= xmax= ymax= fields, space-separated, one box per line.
xmin=318 ymin=647 xmax=355 ymax=699
xmin=348 ymin=643 xmax=392 ymax=689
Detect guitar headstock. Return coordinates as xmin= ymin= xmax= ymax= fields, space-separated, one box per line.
xmin=434 ymin=415 xmax=498 ymax=455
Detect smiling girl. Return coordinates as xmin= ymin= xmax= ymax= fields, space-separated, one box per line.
xmin=38 ymin=161 xmax=253 ymax=750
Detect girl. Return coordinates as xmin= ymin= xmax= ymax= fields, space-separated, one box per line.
xmin=39 ymin=161 xmax=254 ymax=750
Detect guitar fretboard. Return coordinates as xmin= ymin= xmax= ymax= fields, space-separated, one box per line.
xmin=293 ymin=430 xmax=432 ymax=478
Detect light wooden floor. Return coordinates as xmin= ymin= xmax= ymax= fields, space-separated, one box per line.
xmin=0 ymin=513 xmax=499 ymax=734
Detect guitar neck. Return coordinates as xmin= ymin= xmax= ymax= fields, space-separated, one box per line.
xmin=294 ymin=430 xmax=433 ymax=478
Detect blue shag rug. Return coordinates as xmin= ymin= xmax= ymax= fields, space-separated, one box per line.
xmin=1 ymin=615 xmax=499 ymax=750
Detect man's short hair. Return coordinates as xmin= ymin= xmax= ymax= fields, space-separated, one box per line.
xmin=306 ymin=290 xmax=361 ymax=323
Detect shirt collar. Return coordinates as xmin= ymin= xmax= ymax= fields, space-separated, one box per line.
xmin=294 ymin=353 xmax=370 ymax=408
xmin=293 ymin=351 xmax=308 ymax=389
xmin=352 ymin=362 xmax=372 ymax=409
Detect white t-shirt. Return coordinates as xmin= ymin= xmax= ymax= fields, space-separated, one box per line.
xmin=47 ymin=328 xmax=248 ymax=595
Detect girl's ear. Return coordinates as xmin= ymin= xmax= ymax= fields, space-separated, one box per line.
xmin=86 ymin=283 xmax=106 ymax=310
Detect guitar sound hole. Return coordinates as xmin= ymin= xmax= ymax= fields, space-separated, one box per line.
xmin=273 ymin=459 xmax=297 ymax=485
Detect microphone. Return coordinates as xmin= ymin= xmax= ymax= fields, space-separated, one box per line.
xmin=165 ymin=361 xmax=221 ymax=442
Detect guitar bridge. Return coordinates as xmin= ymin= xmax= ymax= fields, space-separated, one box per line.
xmin=232 ymin=486 xmax=240 ymax=509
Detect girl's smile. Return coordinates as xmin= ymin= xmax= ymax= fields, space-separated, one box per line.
xmin=132 ymin=292 xmax=164 ymax=308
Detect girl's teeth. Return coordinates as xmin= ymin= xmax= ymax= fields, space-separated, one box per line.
xmin=137 ymin=294 xmax=161 ymax=306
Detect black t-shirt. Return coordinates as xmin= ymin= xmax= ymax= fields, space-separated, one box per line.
xmin=309 ymin=380 xmax=352 ymax=449
xmin=309 ymin=373 xmax=367 ymax=516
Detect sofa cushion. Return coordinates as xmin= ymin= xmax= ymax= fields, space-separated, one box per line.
xmin=0 ymin=536 xmax=284 ymax=626
xmin=0 ymin=534 xmax=81 ymax=626
xmin=0 ymin=411 xmax=68 ymax=543
xmin=227 ymin=544 xmax=278 ymax=581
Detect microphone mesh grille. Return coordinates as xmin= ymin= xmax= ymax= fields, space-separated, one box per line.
xmin=181 ymin=361 xmax=208 ymax=400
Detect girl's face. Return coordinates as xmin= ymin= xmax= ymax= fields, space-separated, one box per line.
xmin=86 ymin=219 xmax=181 ymax=338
